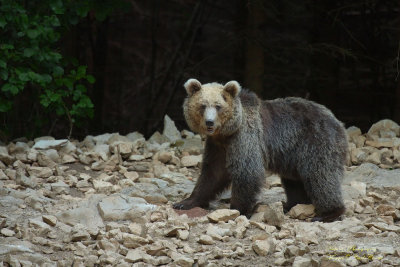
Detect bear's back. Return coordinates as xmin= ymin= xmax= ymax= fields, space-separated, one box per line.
xmin=262 ymin=97 xmax=344 ymax=138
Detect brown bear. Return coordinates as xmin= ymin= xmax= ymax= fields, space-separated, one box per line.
xmin=173 ymin=78 xmax=348 ymax=222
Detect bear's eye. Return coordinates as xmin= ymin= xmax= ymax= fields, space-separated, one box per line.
xmin=200 ymin=104 xmax=206 ymax=111
xmin=216 ymin=105 xmax=222 ymax=111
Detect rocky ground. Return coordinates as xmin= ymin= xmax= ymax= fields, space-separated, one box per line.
xmin=1 ymin=116 xmax=400 ymax=267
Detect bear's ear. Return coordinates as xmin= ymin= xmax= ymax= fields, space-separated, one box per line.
xmin=223 ymin=81 xmax=241 ymax=98
xmin=184 ymin=79 xmax=202 ymax=96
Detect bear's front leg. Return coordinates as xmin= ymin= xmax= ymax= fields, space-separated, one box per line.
xmin=228 ymin=132 xmax=265 ymax=218
xmin=173 ymin=139 xmax=230 ymax=210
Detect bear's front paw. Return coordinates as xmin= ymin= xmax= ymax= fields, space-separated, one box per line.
xmin=311 ymin=207 xmax=345 ymax=222
xmin=173 ymin=198 xmax=201 ymax=210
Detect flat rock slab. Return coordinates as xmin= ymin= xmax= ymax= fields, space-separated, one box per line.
xmin=0 ymin=244 xmax=33 ymax=255
xmin=56 ymin=194 xmax=105 ymax=230
xmin=174 ymin=207 xmax=208 ymax=218
xmin=98 ymin=194 xmax=156 ymax=221
xmin=180 ymin=155 xmax=202 ymax=167
xmin=33 ymin=139 xmax=68 ymax=150
xmin=344 ymin=163 xmax=400 ymax=191
xmin=207 ymin=209 xmax=240 ymax=223
xmin=57 ymin=207 xmax=104 ymax=230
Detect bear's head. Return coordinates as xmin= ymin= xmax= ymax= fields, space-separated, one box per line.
xmin=183 ymin=78 xmax=243 ymax=136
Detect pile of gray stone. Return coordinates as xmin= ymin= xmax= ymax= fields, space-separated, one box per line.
xmin=0 ymin=116 xmax=399 ymax=266
xmin=348 ymin=119 xmax=400 ymax=168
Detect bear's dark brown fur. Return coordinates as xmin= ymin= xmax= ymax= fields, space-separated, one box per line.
xmin=173 ymin=79 xmax=348 ymax=222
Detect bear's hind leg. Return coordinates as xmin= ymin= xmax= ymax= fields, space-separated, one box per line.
xmin=311 ymin=206 xmax=345 ymax=222
xmin=281 ymin=178 xmax=312 ymax=213
xmin=302 ymin=170 xmax=345 ymax=222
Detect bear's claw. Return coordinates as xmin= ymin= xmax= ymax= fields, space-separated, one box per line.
xmin=173 ymin=198 xmax=206 ymax=210
xmin=173 ymin=199 xmax=195 ymax=210
xmin=172 ymin=203 xmax=185 ymax=210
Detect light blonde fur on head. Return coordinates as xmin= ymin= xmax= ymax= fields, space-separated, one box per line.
xmin=183 ymin=79 xmax=243 ymax=136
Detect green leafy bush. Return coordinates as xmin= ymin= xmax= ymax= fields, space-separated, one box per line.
xmin=0 ymin=0 xmax=125 ymax=139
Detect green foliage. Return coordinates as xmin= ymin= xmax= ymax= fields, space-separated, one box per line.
xmin=0 ymin=0 xmax=128 ymax=138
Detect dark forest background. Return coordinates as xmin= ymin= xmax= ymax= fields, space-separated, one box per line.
xmin=1 ymin=0 xmax=400 ymax=142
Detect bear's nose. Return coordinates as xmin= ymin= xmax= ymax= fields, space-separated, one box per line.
xmin=205 ymin=120 xmax=214 ymax=127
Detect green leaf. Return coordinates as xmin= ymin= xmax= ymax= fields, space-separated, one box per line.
xmin=54 ymin=77 xmax=63 ymax=86
xmin=1 ymin=83 xmax=19 ymax=95
xmin=64 ymin=78 xmax=74 ymax=89
xmin=19 ymin=13 xmax=29 ymax=29
xmin=73 ymin=89 xmax=82 ymax=101
xmin=49 ymin=15 xmax=60 ymax=27
xmin=52 ymin=66 xmax=64 ymax=77
xmin=86 ymin=75 xmax=95 ymax=84
xmin=28 ymin=71 xmax=38 ymax=80
xmin=76 ymin=4 xmax=90 ymax=17
xmin=55 ymin=105 xmax=65 ymax=115
xmin=0 ymin=17 xmax=7 ymax=28
xmin=68 ymin=16 xmax=79 ymax=25
xmin=23 ymin=48 xmax=35 ymax=57
xmin=0 ymin=60 xmax=6 ymax=69
xmin=77 ymin=65 xmax=87 ymax=77
xmin=76 ymin=84 xmax=86 ymax=92
xmin=0 ymin=69 xmax=8 ymax=80
xmin=41 ymin=74 xmax=52 ymax=84
xmin=1 ymin=44 xmax=14 ymax=50
xmin=50 ymin=0 xmax=65 ymax=15
xmin=50 ymin=92 xmax=61 ymax=102
xmin=40 ymin=95 xmax=50 ymax=107
xmin=27 ymin=29 xmax=40 ymax=39
xmin=50 ymin=52 xmax=62 ymax=61
xmin=79 ymin=95 xmax=93 ymax=108
xmin=18 ymin=72 xmax=30 ymax=82
xmin=0 ymin=99 xmax=12 ymax=112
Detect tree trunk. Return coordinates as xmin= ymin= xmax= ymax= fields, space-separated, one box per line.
xmin=91 ymin=19 xmax=109 ymax=134
xmin=244 ymin=0 xmax=265 ymax=95
xmin=394 ymin=79 xmax=400 ymax=122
